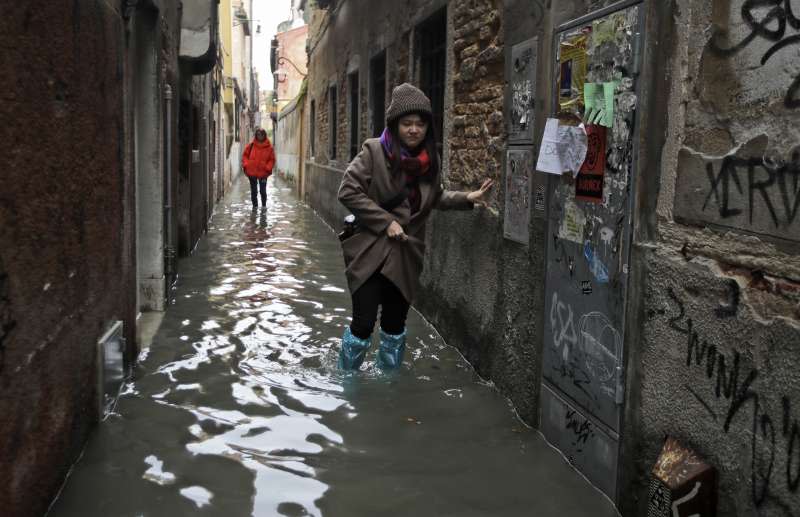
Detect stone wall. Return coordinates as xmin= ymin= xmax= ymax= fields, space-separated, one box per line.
xmin=632 ymin=1 xmax=800 ymax=515
xmin=418 ymin=0 xmax=547 ymax=424
xmin=302 ymin=0 xmax=800 ymax=513
xmin=0 ymin=1 xmax=136 ymax=515
xmin=0 ymin=0 xmax=191 ymax=514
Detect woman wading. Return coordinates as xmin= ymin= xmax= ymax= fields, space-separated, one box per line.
xmin=337 ymin=83 xmax=492 ymax=370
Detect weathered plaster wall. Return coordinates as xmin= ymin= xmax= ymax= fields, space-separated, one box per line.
xmin=632 ymin=1 xmax=800 ymax=515
xmin=418 ymin=0 xmax=545 ymax=423
xmin=303 ymin=1 xmax=800 ymax=512
xmin=276 ymin=99 xmax=304 ymax=183
xmin=276 ymin=25 xmax=309 ymax=108
xmin=0 ymin=1 xmax=134 ymax=515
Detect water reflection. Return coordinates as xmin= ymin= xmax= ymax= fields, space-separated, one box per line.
xmin=48 ymin=181 xmax=618 ymax=517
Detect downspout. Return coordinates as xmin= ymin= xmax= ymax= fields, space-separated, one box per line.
xmin=164 ymin=83 xmax=175 ymax=276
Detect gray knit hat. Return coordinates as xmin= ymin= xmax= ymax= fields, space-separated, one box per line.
xmin=386 ymin=83 xmax=432 ymax=124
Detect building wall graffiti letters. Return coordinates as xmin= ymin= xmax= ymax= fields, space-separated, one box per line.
xmin=709 ymin=0 xmax=800 ymax=109
xmin=662 ymin=287 xmax=800 ymax=513
xmin=674 ymin=136 xmax=800 ymax=243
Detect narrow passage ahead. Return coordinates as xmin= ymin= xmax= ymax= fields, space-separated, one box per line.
xmin=49 ymin=178 xmax=618 ymax=517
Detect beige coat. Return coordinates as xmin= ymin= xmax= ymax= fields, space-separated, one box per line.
xmin=338 ymin=138 xmax=474 ymax=302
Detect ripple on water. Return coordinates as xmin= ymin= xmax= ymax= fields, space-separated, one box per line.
xmin=47 ymin=181 xmax=620 ymax=517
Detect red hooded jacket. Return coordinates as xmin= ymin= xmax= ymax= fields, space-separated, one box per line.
xmin=242 ymin=138 xmax=275 ymax=179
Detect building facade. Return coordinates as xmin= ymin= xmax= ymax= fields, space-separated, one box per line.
xmin=298 ymin=0 xmax=800 ymax=515
xmin=0 ymin=0 xmax=227 ymax=514
xmin=272 ymin=24 xmax=309 ymax=114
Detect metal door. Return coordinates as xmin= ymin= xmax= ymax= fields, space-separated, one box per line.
xmin=539 ymin=1 xmax=644 ymax=500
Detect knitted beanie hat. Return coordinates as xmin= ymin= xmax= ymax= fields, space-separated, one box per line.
xmin=385 ymin=83 xmax=432 ymax=124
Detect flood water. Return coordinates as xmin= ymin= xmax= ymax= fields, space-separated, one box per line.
xmin=48 ymin=179 xmax=619 ymax=517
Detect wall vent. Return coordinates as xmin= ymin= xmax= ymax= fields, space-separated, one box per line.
xmin=96 ymin=321 xmax=126 ymax=420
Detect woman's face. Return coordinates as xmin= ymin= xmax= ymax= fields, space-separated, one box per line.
xmin=397 ymin=114 xmax=428 ymax=149
xmin=256 ymin=130 xmax=266 ymax=141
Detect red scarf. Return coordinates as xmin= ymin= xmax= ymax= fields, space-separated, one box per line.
xmin=399 ymin=150 xmax=430 ymax=213
xmin=380 ymin=128 xmax=431 ymax=213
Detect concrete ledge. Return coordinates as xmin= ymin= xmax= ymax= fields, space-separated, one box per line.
xmin=139 ymin=277 xmax=166 ymax=312
xmin=304 ymin=161 xmax=350 ymax=229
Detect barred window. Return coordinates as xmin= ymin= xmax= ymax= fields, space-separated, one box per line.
xmin=417 ymin=8 xmax=447 ymax=149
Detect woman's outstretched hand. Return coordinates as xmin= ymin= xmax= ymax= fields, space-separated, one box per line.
xmin=386 ymin=220 xmax=408 ymax=241
xmin=466 ymin=178 xmax=494 ymax=207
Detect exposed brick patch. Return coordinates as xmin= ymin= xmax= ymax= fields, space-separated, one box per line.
xmin=449 ymin=0 xmax=504 ymax=190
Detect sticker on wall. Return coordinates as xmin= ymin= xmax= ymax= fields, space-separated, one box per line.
xmin=504 ymin=148 xmax=533 ymax=245
xmin=535 ymin=185 xmax=546 ymax=212
xmin=581 ymin=280 xmax=593 ymax=295
xmin=509 ymin=37 xmax=538 ymax=144
xmin=584 ymin=82 xmax=617 ymax=128
xmin=559 ymin=199 xmax=586 ymax=243
xmin=583 ymin=241 xmax=609 ymax=284
xmin=558 ymin=32 xmax=589 ymax=111
xmin=575 ymin=124 xmax=607 ymax=203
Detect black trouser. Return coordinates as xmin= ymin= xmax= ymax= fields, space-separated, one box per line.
xmin=350 ymin=272 xmax=410 ymax=339
xmin=249 ymin=176 xmax=268 ymax=206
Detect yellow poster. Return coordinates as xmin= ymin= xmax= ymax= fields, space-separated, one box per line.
xmin=558 ymin=32 xmax=588 ymax=112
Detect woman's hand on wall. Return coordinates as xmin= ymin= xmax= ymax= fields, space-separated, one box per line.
xmin=466 ymin=178 xmax=494 ymax=207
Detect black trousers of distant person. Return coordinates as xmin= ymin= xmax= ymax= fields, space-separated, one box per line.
xmin=349 ymin=272 xmax=410 ymax=339
xmin=249 ymin=176 xmax=267 ymax=207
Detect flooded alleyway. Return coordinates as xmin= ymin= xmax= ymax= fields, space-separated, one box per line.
xmin=48 ymin=179 xmax=618 ymax=517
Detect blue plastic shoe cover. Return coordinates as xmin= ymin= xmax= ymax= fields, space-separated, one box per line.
xmin=338 ymin=327 xmax=372 ymax=370
xmin=376 ymin=328 xmax=406 ymax=369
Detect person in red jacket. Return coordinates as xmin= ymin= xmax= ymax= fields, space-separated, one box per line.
xmin=242 ymin=128 xmax=275 ymax=208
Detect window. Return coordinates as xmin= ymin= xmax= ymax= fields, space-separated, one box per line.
xmin=234 ymin=96 xmax=241 ymax=142
xmin=309 ymin=99 xmax=316 ymax=156
xmin=328 ymin=85 xmax=338 ymax=160
xmin=417 ymin=9 xmax=447 ymax=148
xmin=348 ymin=72 xmax=360 ymax=159
xmin=370 ymin=51 xmax=386 ymax=137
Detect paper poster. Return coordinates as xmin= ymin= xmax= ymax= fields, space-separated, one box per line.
xmin=559 ymin=199 xmax=586 ymax=243
xmin=575 ymin=124 xmax=607 ymax=203
xmin=509 ymin=38 xmax=538 ymax=143
xmin=535 ymin=118 xmax=588 ymax=176
xmin=504 ymin=149 xmax=533 ymax=245
xmin=558 ymin=33 xmax=588 ymax=111
xmin=584 ymin=82 xmax=617 ymax=127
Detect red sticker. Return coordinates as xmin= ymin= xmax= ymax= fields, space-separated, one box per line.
xmin=576 ymin=124 xmax=606 ymax=203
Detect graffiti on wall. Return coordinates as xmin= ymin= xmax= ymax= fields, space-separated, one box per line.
xmin=675 ymin=136 xmax=800 ymax=242
xmin=702 ymin=150 xmax=800 ymax=228
xmin=550 ymin=291 xmax=621 ymax=403
xmin=504 ymin=149 xmax=533 ymax=244
xmin=661 ymin=288 xmax=800 ymax=513
xmin=509 ymin=37 xmax=538 ymax=143
xmin=710 ymin=0 xmax=800 ymax=109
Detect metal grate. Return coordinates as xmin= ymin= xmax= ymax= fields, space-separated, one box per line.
xmin=647 ymin=478 xmax=671 ymax=517
xmin=97 ymin=320 xmax=126 ymax=419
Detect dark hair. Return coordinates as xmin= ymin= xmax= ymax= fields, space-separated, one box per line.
xmin=387 ymin=111 xmax=439 ymax=182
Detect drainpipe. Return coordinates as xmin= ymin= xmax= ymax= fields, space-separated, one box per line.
xmin=164 ymin=84 xmax=176 ymax=276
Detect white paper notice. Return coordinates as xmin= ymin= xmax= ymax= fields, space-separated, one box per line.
xmin=535 ymin=118 xmax=588 ymax=177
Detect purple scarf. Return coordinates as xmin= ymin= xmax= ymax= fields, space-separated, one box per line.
xmin=379 ymin=128 xmax=430 ymax=213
